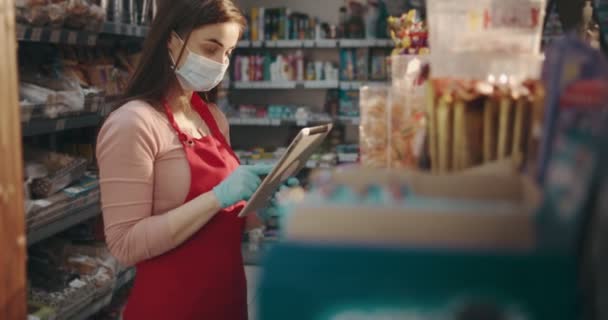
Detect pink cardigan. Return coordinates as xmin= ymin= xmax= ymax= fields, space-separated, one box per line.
xmin=96 ymin=100 xmax=230 ymax=266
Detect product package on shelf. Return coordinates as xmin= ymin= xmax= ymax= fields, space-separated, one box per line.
xmin=16 ymin=0 xmax=106 ymax=31
xmin=533 ymin=35 xmax=608 ymax=254
xmin=24 ymin=148 xmax=89 ymax=199
xmin=19 ymin=70 xmax=86 ymax=117
xmin=257 ymin=167 xmax=577 ymax=320
xmin=425 ymin=0 xmax=546 ymax=174
xmin=387 ymin=9 xmax=429 ymax=55
xmin=233 ymin=52 xmax=338 ymax=83
xmin=27 ymin=238 xmax=121 ymax=320
xmin=26 ymin=173 xmax=99 ymax=231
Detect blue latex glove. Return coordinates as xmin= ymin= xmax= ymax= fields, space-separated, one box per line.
xmin=212 ymin=164 xmax=273 ymax=208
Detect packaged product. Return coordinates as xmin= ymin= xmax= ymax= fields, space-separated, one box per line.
xmin=24 ymin=148 xmax=88 ymax=198
xmin=359 ymin=85 xmax=389 ymax=168
xmin=425 ymin=0 xmax=546 ymax=173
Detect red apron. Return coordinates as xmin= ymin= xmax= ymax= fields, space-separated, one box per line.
xmin=123 ymin=94 xmax=247 ymax=320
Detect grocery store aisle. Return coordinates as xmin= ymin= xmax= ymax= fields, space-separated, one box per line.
xmin=246 ymin=266 xmax=261 ymax=320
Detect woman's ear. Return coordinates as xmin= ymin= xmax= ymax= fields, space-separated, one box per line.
xmin=167 ymin=32 xmax=183 ymax=66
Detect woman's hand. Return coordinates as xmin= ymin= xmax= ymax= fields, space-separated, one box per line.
xmin=212 ymin=164 xmax=273 ymax=208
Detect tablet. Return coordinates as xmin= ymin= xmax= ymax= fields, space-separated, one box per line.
xmin=238 ymin=123 xmax=333 ymax=217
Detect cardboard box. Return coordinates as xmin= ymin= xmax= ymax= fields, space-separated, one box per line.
xmin=284 ymin=169 xmax=539 ymax=251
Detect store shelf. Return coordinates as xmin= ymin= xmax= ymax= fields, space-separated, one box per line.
xmin=339 ymin=38 xmax=393 ymax=47
xmin=16 ymin=22 xmax=148 ymax=46
xmin=233 ymin=80 xmax=338 ymax=89
xmin=22 ymin=113 xmax=103 ymax=136
xmin=228 ymin=117 xmax=333 ymax=127
xmin=340 ymin=80 xmax=388 ymax=90
xmin=27 ymin=203 xmax=101 ymax=246
xmin=16 ymin=24 xmax=98 ymax=46
xmin=235 ymin=38 xmax=392 ymax=49
xmin=336 ymin=116 xmax=360 ymax=126
xmin=68 ymin=291 xmax=113 ymax=320
xmin=66 ymin=268 xmax=135 ymax=320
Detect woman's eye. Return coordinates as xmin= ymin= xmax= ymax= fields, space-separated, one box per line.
xmin=204 ymin=47 xmax=218 ymax=56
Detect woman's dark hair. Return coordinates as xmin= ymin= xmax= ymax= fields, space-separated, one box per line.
xmin=123 ymin=0 xmax=246 ymax=107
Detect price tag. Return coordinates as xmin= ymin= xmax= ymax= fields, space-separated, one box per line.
xmin=49 ymin=30 xmax=61 ymax=43
xmin=270 ymin=119 xmax=281 ymax=126
xmin=303 ymin=40 xmax=315 ymax=47
xmin=32 ymin=199 xmax=52 ymax=208
xmin=31 ymin=28 xmax=42 ymax=41
xmin=296 ymin=119 xmax=307 ymax=126
xmin=67 ymin=32 xmax=78 ymax=44
xmin=87 ymin=35 xmax=96 ymax=46
xmin=252 ymin=40 xmax=263 ymax=47
xmin=55 ymin=119 xmax=66 ymax=131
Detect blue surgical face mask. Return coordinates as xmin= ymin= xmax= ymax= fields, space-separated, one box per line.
xmin=170 ymin=33 xmax=229 ymax=92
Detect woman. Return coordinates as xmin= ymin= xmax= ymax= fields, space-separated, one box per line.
xmin=97 ymin=1 xmax=270 ymax=318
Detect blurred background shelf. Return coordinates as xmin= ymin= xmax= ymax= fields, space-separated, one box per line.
xmin=27 ymin=203 xmax=100 ymax=246
xmin=232 ymin=80 xmax=339 ymax=89
xmin=16 ymin=22 xmax=148 ymax=46
xmin=22 ymin=113 xmax=103 ymax=136
xmin=236 ymin=38 xmax=392 ymax=49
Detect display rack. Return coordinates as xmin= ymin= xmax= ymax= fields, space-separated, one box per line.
xmin=22 ymin=113 xmax=103 ymax=136
xmin=27 ymin=203 xmax=101 ymax=246
xmin=236 ymin=38 xmax=393 ymax=49
xmin=17 ymin=22 xmax=147 ymax=46
xmin=233 ymin=80 xmax=339 ymax=89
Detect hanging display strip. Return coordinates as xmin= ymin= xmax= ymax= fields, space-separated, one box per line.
xmin=16 ymin=24 xmax=98 ymax=46
xmin=235 ymin=38 xmax=392 ymax=49
xmin=16 ymin=22 xmax=148 ymax=46
xmin=27 ymin=203 xmax=100 ymax=246
xmin=22 ymin=113 xmax=103 ymax=136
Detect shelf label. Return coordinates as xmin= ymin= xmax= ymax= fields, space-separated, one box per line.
xmin=31 ymin=28 xmax=42 ymax=41
xmin=32 ymin=199 xmax=52 ymax=208
xmin=296 ymin=119 xmax=307 ymax=126
xmin=252 ymin=40 xmax=263 ymax=47
xmin=67 ymin=32 xmax=78 ymax=44
xmin=237 ymin=40 xmax=250 ymax=47
xmin=55 ymin=119 xmax=66 ymax=131
xmin=270 ymin=119 xmax=281 ymax=126
xmin=50 ymin=30 xmax=61 ymax=43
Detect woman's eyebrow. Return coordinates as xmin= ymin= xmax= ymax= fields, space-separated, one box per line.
xmin=204 ymin=38 xmax=224 ymax=48
xmin=203 ymin=38 xmax=235 ymax=50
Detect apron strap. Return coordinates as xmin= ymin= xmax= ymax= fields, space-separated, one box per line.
xmin=190 ymin=94 xmax=241 ymax=163
xmin=162 ymin=99 xmax=189 ymax=144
